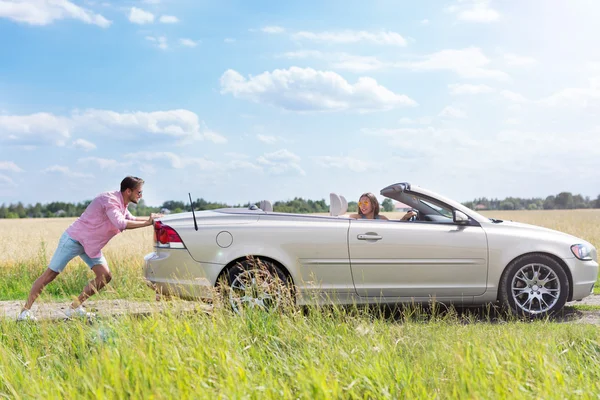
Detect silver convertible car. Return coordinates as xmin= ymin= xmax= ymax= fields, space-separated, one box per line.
xmin=144 ymin=182 xmax=598 ymax=318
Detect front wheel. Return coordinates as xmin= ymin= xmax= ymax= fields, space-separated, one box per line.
xmin=499 ymin=254 xmax=569 ymax=318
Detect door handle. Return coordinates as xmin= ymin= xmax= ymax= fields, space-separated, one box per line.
xmin=357 ymin=234 xmax=382 ymax=241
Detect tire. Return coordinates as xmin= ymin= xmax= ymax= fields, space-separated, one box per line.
xmin=499 ymin=254 xmax=569 ymax=318
xmin=222 ymin=258 xmax=294 ymax=314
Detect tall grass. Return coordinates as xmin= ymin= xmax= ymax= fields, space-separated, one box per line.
xmin=1 ymin=306 xmax=599 ymax=399
xmin=1 ymin=213 xmax=600 ymax=398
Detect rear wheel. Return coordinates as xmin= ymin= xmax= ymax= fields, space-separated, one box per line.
xmin=499 ymin=254 xmax=569 ymax=318
xmin=222 ymin=258 xmax=293 ymax=314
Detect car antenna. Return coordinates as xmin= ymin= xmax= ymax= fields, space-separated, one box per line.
xmin=189 ymin=193 xmax=198 ymax=231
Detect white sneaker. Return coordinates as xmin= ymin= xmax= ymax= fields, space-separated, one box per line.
xmin=65 ymin=305 xmax=95 ymax=319
xmin=17 ymin=309 xmax=38 ymax=322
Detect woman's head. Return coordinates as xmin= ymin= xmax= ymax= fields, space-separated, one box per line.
xmin=358 ymin=192 xmax=380 ymax=217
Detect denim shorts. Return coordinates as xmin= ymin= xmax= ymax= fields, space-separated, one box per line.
xmin=48 ymin=232 xmax=108 ymax=273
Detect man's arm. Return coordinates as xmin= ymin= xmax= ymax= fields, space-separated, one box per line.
xmin=125 ymin=213 xmax=163 ymax=230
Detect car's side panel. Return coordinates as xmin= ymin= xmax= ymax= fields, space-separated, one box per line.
xmin=348 ymin=220 xmax=489 ymax=297
xmin=175 ymin=215 xmax=354 ymax=295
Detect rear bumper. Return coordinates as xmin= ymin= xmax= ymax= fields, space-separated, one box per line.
xmin=143 ymin=249 xmax=224 ymax=299
xmin=565 ymin=257 xmax=599 ymax=301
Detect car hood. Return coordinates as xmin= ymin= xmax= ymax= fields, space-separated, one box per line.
xmin=485 ymin=220 xmax=592 ymax=246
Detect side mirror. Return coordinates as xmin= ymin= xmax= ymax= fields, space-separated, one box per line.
xmin=454 ymin=210 xmax=469 ymax=224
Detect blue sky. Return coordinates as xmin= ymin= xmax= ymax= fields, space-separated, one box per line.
xmin=1 ymin=0 xmax=599 ymax=207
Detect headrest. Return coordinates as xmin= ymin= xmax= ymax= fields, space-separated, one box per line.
xmin=259 ymin=200 xmax=273 ymax=212
xmin=329 ymin=193 xmax=342 ymax=216
xmin=339 ymin=195 xmax=348 ymax=215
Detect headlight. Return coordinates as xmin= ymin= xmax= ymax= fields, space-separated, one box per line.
xmin=571 ymin=244 xmax=593 ymax=261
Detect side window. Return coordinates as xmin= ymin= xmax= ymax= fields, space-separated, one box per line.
xmin=418 ymin=198 xmax=453 ymax=221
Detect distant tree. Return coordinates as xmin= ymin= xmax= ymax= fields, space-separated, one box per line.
xmin=595 ymin=195 xmax=600 ymax=209
xmin=543 ymin=195 xmax=556 ymax=210
xmin=554 ymin=192 xmax=574 ymax=209
xmin=573 ymin=194 xmax=588 ymax=209
xmin=527 ymin=203 xmax=538 ymax=210
xmin=500 ymin=201 xmax=515 ymax=210
xmin=347 ymin=201 xmax=358 ymax=213
xmin=162 ymin=201 xmax=186 ymax=211
xmin=382 ymin=198 xmax=394 ymax=212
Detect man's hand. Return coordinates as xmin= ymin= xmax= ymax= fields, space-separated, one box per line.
xmin=150 ymin=213 xmax=164 ymax=221
xmin=147 ymin=213 xmax=164 ymax=226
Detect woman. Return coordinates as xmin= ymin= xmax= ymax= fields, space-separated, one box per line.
xmin=349 ymin=192 xmax=416 ymax=221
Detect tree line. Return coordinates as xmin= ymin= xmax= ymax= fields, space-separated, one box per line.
xmin=462 ymin=192 xmax=600 ymax=211
xmin=0 ymin=192 xmax=598 ymax=219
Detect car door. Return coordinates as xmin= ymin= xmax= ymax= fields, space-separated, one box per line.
xmin=349 ymin=219 xmax=488 ymax=297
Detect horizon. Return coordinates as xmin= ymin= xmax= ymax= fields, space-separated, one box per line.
xmin=1 ymin=1 xmax=599 ymax=206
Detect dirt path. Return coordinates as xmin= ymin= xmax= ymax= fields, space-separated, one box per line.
xmin=1 ymin=296 xmax=599 ymax=323
xmin=0 ymin=299 xmax=211 ymax=321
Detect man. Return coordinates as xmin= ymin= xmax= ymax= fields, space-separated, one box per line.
xmin=18 ymin=176 xmax=161 ymax=321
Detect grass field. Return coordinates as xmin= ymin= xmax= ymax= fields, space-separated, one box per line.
xmin=1 ymin=210 xmax=599 ymax=398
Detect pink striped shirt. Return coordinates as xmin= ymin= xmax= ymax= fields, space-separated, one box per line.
xmin=66 ymin=190 xmax=136 ymax=258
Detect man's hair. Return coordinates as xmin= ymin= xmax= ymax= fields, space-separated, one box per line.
xmin=358 ymin=192 xmax=380 ymax=217
xmin=120 ymin=176 xmax=145 ymax=192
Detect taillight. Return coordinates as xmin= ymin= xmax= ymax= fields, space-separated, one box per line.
xmin=154 ymin=221 xmax=185 ymax=249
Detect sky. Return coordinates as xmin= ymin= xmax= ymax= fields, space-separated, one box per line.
xmin=1 ymin=0 xmax=599 ymax=207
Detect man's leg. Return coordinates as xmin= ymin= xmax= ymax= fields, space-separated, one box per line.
xmin=22 ymin=268 xmax=60 ymax=310
xmin=72 ymin=264 xmax=112 ymax=308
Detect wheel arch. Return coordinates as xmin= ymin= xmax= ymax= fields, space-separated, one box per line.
xmin=498 ymin=251 xmax=574 ymax=302
xmin=215 ymin=255 xmax=295 ymax=287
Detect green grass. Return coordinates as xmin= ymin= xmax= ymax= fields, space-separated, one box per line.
xmin=0 ymin=257 xmax=154 ymax=302
xmin=570 ymin=304 xmax=600 ymax=312
xmin=1 ymin=306 xmax=600 ymax=399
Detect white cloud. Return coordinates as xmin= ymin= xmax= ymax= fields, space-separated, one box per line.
xmin=224 ymin=38 xmax=235 ymax=43
xmin=141 ymin=0 xmax=160 ymax=3
xmin=0 ymin=112 xmax=71 ymax=146
xmin=0 ymin=174 xmax=15 ymax=186
xmin=261 ymin=25 xmax=284 ymax=34
xmin=146 ymin=35 xmax=167 ymax=49
xmin=0 ymin=161 xmax=23 ymax=172
xmin=42 ymin=165 xmax=93 ymax=178
xmin=447 ymin=0 xmax=500 ymax=23
xmin=439 ymin=106 xmax=467 ymax=118
xmin=0 ymin=109 xmax=225 ymax=147
xmin=220 ymin=67 xmax=417 ymax=112
xmin=0 ymin=0 xmax=111 ymax=27
xmin=257 ymin=134 xmax=278 ymax=144
xmin=398 ymin=116 xmax=433 ymax=125
xmin=541 ymin=78 xmax=600 ymax=108
xmin=503 ymin=53 xmax=536 ymax=67
xmin=313 ymin=156 xmax=377 ymax=173
xmin=227 ymin=159 xmax=262 ymax=172
xmin=396 ymin=47 xmax=509 ymax=80
xmin=71 ymin=138 xmax=96 ymax=151
xmin=448 ymin=83 xmax=494 ymax=95
xmin=78 ymin=157 xmax=131 ymax=170
xmin=129 ymin=7 xmax=154 ymax=24
xmin=257 ymin=149 xmax=305 ymax=175
xmin=420 ymin=19 xmax=430 ymax=25
xmin=281 ymin=50 xmax=386 ymax=73
xmin=123 ymin=152 xmax=219 ymax=170
xmin=159 ymin=15 xmax=178 ymax=23
xmin=179 ymin=38 xmax=198 ymax=47
xmin=70 ymin=109 xmax=226 ymax=143
xmin=499 ymin=90 xmax=528 ymax=103
xmin=292 ymin=29 xmax=407 ymax=46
